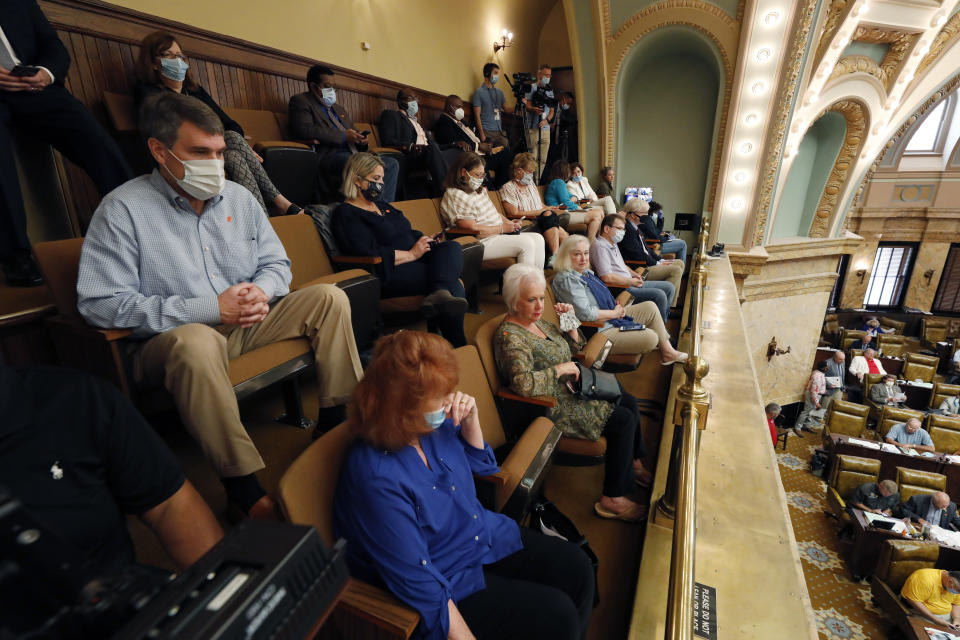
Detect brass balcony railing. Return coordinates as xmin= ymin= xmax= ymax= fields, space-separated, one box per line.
xmin=656 ymin=220 xmax=712 ymax=640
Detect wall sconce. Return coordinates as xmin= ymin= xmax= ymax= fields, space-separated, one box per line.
xmin=494 ymin=29 xmax=514 ymax=53
xmin=923 ymin=269 xmax=935 ymax=284
xmin=767 ymin=337 xmax=792 ymax=362
xmin=856 ymin=269 xmax=866 ymax=284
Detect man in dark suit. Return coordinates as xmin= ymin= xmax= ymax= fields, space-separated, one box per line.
xmin=377 ymin=87 xmax=457 ymax=197
xmin=0 ymin=0 xmax=132 ymax=286
xmin=902 ymin=491 xmax=960 ymax=530
xmin=287 ymin=64 xmax=399 ymax=201
xmin=433 ymin=94 xmax=511 ymax=188
xmin=850 ymin=332 xmax=875 ymax=351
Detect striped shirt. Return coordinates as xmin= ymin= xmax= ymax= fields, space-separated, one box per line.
xmin=439 ymin=187 xmax=501 ymax=228
xmin=77 ymin=170 xmax=291 ymax=339
xmin=499 ymin=180 xmax=544 ymax=213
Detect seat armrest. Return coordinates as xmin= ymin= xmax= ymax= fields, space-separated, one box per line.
xmin=476 ymin=471 xmax=509 ymax=486
xmin=445 ymin=226 xmax=478 ymax=239
xmin=253 ymin=140 xmax=312 ymax=152
xmin=47 ymin=315 xmax=132 ymax=342
xmin=368 ymin=146 xmax=400 ymax=155
xmin=581 ymin=320 xmax=604 ymax=328
xmin=624 ymin=259 xmax=648 ymax=267
xmin=615 ymin=291 xmax=635 ymax=307
xmin=496 ymin=388 xmax=558 ymax=408
xmin=340 ymin=578 xmax=420 ymax=638
xmin=333 ymin=255 xmax=383 ymax=265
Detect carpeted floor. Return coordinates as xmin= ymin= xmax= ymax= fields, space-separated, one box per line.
xmin=777 ymin=432 xmax=897 ymax=639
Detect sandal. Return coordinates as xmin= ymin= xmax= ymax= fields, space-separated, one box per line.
xmin=594 ymin=501 xmax=647 ymax=522
xmin=660 ymin=352 xmax=689 ymax=366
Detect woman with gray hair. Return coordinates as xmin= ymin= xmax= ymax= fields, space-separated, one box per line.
xmin=629 ymin=198 xmax=688 ymax=265
xmin=552 ymin=235 xmax=687 ymax=363
xmin=332 ymin=152 xmax=467 ymax=346
xmin=493 ymin=264 xmax=653 ymax=522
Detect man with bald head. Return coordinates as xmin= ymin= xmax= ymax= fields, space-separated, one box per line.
xmin=902 ymin=491 xmax=960 ymax=530
xmin=886 ymin=417 xmax=935 ymax=453
xmin=823 ymin=350 xmax=846 ymax=405
xmin=433 ymin=94 xmax=512 ymax=188
xmin=377 ymin=86 xmax=455 ymax=197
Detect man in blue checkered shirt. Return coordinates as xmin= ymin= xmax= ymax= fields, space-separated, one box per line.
xmin=77 ymin=93 xmax=362 ymax=519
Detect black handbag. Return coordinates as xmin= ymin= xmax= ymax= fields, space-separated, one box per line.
xmin=530 ymin=498 xmax=600 ymax=606
xmin=574 ymin=363 xmax=622 ymax=403
xmin=536 ymin=210 xmax=561 ymax=231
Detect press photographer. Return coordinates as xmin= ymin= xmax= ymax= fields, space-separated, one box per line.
xmin=519 ymin=64 xmax=556 ymax=181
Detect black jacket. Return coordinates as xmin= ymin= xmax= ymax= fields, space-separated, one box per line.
xmin=636 ymin=214 xmax=662 ymax=242
xmin=901 ymin=494 xmax=960 ymax=529
xmin=618 ymin=218 xmax=660 ymax=265
xmin=3 ymin=0 xmax=71 ymax=86
xmin=378 ymin=109 xmax=423 ymax=148
xmin=433 ymin=113 xmax=476 ymax=151
xmin=133 ymin=83 xmax=243 ymax=136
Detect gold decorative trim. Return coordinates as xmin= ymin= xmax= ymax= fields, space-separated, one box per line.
xmin=826 ymin=29 xmax=916 ymax=94
xmin=599 ymin=0 xmax=612 ymax=41
xmin=918 ymin=12 xmax=960 ymax=77
xmin=813 ymin=0 xmax=851 ymax=65
xmin=809 ymin=100 xmax=868 ymax=237
xmin=604 ymin=2 xmax=737 ymax=216
xmin=829 ymin=55 xmax=887 ymax=88
xmin=852 ymin=26 xmax=910 ymax=44
xmin=750 ymin=0 xmax=820 ymax=246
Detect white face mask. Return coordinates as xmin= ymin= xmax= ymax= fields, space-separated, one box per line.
xmin=468 ymin=174 xmax=483 ymax=190
xmin=320 ymin=87 xmax=337 ymax=107
xmin=454 ymin=107 xmax=465 ymax=121
xmin=164 ymin=150 xmax=225 ymax=200
xmin=520 ymin=171 xmax=534 ymax=185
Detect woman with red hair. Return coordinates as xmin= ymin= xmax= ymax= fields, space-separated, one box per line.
xmin=333 ymin=331 xmax=594 ymax=640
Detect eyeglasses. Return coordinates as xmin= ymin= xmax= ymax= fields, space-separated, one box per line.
xmin=159 ymin=52 xmax=187 ymax=61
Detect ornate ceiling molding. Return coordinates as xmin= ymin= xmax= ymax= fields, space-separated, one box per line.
xmin=602 ymin=1 xmax=738 ymax=216
xmin=599 ymin=0 xmax=612 ymax=41
xmin=813 ymin=0 xmax=851 ymax=65
xmin=918 ymin=11 xmax=960 ymax=77
xmin=809 ymin=99 xmax=869 ymax=237
xmin=852 ymin=25 xmax=910 ymax=44
xmin=829 ymin=54 xmax=888 ymax=88
xmin=750 ymin=0 xmax=820 ymax=246
xmin=825 ymin=28 xmax=916 ymax=93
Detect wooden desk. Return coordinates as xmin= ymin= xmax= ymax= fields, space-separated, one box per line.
xmin=848 ymin=510 xmax=960 ymax=577
xmin=828 ymin=434 xmax=944 ymax=483
xmin=904 ymin=382 xmax=935 ymax=411
xmin=907 ymin=611 xmax=960 ymax=640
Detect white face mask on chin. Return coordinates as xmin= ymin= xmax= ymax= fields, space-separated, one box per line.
xmin=164 ymin=150 xmax=226 ymax=200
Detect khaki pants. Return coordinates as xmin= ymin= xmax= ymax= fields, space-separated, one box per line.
xmin=525 ymin=125 xmax=551 ymax=179
xmin=132 ymin=284 xmax=362 ymax=478
xmin=601 ymin=300 xmax=670 ymax=356
xmin=636 ymin=263 xmax=684 ymax=306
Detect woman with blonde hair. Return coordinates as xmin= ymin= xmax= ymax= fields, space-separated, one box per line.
xmin=332 ymin=153 xmax=467 ymax=346
xmin=499 ymin=152 xmax=568 ymax=266
xmin=334 ymin=331 xmax=594 ymax=640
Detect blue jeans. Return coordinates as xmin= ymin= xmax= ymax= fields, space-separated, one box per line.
xmin=660 ymin=238 xmax=687 ymax=264
xmin=626 ymin=280 xmax=674 ymax=322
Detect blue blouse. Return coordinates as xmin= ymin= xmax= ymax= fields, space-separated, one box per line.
xmin=544 ymin=178 xmax=580 ymax=210
xmin=332 ymin=420 xmax=522 ymax=640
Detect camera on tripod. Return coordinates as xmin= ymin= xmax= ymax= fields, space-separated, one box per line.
xmin=511 ymin=72 xmax=536 ymax=100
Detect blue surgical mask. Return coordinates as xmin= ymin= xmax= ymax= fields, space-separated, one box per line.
xmin=949 ymin=586 xmax=960 ymax=595
xmin=405 ymin=100 xmax=418 ymax=117
xmin=321 ymin=87 xmax=337 ymax=107
xmin=561 ymin=103 xmax=570 ymax=110
xmin=613 ymin=229 xmax=625 ymax=243
xmin=490 ymin=74 xmax=499 ymax=85
xmin=540 ymin=76 xmax=550 ymax=87
xmin=160 ymin=57 xmax=189 ymax=82
xmin=572 ymin=175 xmax=582 ymax=182
xmin=424 ymin=408 xmax=446 ymax=430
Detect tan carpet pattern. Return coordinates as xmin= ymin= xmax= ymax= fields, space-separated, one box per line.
xmin=777 ymin=433 xmax=895 ymax=639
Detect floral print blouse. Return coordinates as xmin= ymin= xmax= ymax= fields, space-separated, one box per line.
xmin=493 ymin=318 xmax=614 ymax=440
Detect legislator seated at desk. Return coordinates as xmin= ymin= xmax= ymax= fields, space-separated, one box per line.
xmin=902 ymin=492 xmax=960 ymax=530
xmin=872 ymin=374 xmax=907 ymax=409
xmin=851 ymin=348 xmax=886 ymax=381
xmin=887 ymin=418 xmax=936 ymax=454
xmin=848 ymin=479 xmax=900 ymax=516
xmin=941 ymin=390 xmax=960 ymax=418
xmin=850 ymin=333 xmax=877 ymax=352
xmin=901 ymin=568 xmax=960 ymax=630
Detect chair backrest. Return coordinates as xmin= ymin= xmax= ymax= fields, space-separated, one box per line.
xmin=275 ymin=111 xmax=292 ymax=139
xmin=923 ymin=317 xmax=949 ymax=344
xmin=877 ymin=333 xmax=906 ymax=357
xmin=269 ymin=215 xmax=335 ymax=288
xmin=880 ymin=317 xmax=906 ymax=335
xmin=536 ymin=185 xmax=546 ymax=198
xmin=277 ymin=422 xmax=355 ymax=547
xmin=931 ymin=382 xmax=960 ymax=410
xmin=489 ymin=190 xmax=505 ymax=215
xmin=863 ymin=373 xmax=883 ymax=403
xmin=825 ymin=400 xmax=870 ymax=438
xmin=896 ymin=467 xmax=947 ymax=503
xmin=103 ymin=91 xmax=138 ymax=133
xmin=401 ymin=199 xmax=443 ymax=236
xmin=822 ymin=313 xmax=840 ymax=339
xmin=354 ymin=122 xmax=379 ymax=146
xmin=33 ymin=238 xmax=84 ymax=317
xmin=875 ymin=540 xmax=939 ymax=592
xmin=453 ymin=346 xmax=507 ymax=450
xmin=927 ymin=414 xmax=960 ymax=453
xmin=473 ymin=313 xmax=509 ymax=395
xmin=878 ymin=406 xmax=925 ymax=440
xmin=828 ymin=454 xmax=881 ymax=501
xmin=849 ymin=348 xmax=864 ymax=360
xmin=904 ymin=353 xmax=938 ymax=383
xmin=840 ymin=329 xmax=867 ymax=351
xmin=223 ymin=107 xmax=284 ymax=143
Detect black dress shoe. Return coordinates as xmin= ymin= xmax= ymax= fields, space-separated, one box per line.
xmin=1 ymin=253 xmax=44 ymax=287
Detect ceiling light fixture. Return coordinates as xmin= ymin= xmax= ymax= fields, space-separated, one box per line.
xmin=933 ymin=14 xmax=948 ymax=27
xmin=740 ymin=142 xmax=754 ymax=154
xmin=734 ymin=171 xmax=748 ymax=183
xmin=729 ymin=198 xmax=744 ymax=211
xmin=751 ymin=81 xmax=766 ymax=94
xmin=745 ymin=113 xmax=758 ymax=125
xmin=756 ymin=48 xmax=772 ymax=62
xmin=763 ymin=11 xmax=780 ymax=25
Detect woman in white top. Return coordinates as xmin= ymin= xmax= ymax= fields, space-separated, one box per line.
xmin=566 ymin=162 xmax=616 ymax=215
xmin=440 ymin=152 xmax=545 ymax=269
xmin=499 ymin=152 xmax=568 ymax=266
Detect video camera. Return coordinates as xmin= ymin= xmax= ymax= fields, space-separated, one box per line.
xmin=511 ymin=72 xmax=536 ymax=100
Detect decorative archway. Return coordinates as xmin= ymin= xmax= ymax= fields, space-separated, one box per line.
xmin=809 ymin=99 xmax=868 ymax=237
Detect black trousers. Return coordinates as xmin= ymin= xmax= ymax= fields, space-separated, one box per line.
xmin=394 ymin=141 xmax=458 ymax=198
xmin=384 ymin=240 xmax=466 ymax=346
xmin=484 ymin=147 xmax=513 ymax=189
xmin=0 ymin=85 xmax=132 ymax=256
xmin=602 ymin=390 xmax=645 ymax=497
xmin=458 ymin=527 xmax=595 ymax=640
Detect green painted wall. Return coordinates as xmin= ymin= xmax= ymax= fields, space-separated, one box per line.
xmin=771 ymin=111 xmax=847 ymax=238
xmin=610 ymin=0 xmax=737 ymax=32
xmin=840 ymin=42 xmax=888 ymax=64
xmin=616 ymin=28 xmax=720 ymax=228
xmin=567 ymin=0 xmax=603 ymax=178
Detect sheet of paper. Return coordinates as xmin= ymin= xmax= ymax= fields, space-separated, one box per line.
xmin=863 ymin=511 xmax=907 ymax=533
xmin=928 ymin=526 xmax=960 ymax=548
xmin=826 ymin=376 xmax=842 ymax=387
xmin=945 ymin=455 xmax=960 ymax=465
xmin=881 ymin=443 xmax=901 ymax=453
xmin=926 ymin=626 xmax=960 ymax=640
xmin=847 ymin=438 xmax=881 ymax=450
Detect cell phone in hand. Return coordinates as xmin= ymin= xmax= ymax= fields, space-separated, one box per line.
xmin=429 ymin=230 xmax=444 ymax=247
xmin=359 ymin=130 xmax=371 ymax=137
xmin=10 ymin=65 xmax=41 ymax=77
xmin=641 ymin=268 xmax=650 ymax=280
xmin=565 ymin=380 xmax=578 ymax=394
